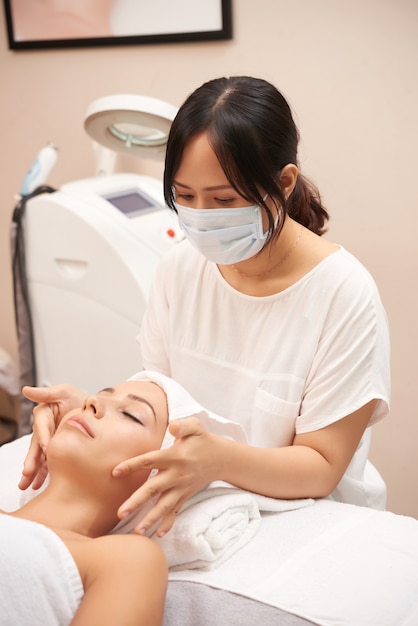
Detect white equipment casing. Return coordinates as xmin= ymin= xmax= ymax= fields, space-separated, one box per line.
xmin=23 ymin=173 xmax=182 ymax=392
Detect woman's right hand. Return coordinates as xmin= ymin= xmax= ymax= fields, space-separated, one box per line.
xmin=19 ymin=384 xmax=85 ymax=490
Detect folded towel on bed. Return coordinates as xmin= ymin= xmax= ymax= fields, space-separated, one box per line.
xmin=153 ymin=485 xmax=313 ymax=571
xmin=0 ymin=513 xmax=83 ymax=625
xmin=153 ymin=488 xmax=261 ymax=570
xmin=112 ymin=483 xmax=313 ymax=570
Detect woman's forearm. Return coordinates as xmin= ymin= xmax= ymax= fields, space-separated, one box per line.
xmin=215 ymin=436 xmax=336 ymax=499
xmin=214 ymin=402 xmax=374 ymax=499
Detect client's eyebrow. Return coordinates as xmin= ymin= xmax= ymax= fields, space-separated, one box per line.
xmin=100 ymin=387 xmax=157 ymax=421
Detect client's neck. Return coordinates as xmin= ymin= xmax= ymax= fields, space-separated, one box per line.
xmin=11 ymin=478 xmax=121 ymax=537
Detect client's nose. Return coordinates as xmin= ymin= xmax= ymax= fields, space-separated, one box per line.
xmin=83 ymin=395 xmax=105 ymax=419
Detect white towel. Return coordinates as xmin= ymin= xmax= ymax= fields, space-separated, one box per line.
xmin=0 ymin=513 xmax=83 ymax=625
xmin=128 ymin=370 xmax=248 ymax=449
xmin=153 ymin=484 xmax=314 ymax=571
xmin=152 ymin=484 xmax=313 ymax=570
xmin=153 ymin=487 xmax=261 ymax=570
xmin=113 ymin=481 xmax=313 ymax=570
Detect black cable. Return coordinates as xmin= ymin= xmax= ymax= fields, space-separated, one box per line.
xmin=12 ymin=185 xmax=56 ymax=391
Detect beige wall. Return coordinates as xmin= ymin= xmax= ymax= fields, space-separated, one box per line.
xmin=0 ymin=1 xmax=417 ymax=517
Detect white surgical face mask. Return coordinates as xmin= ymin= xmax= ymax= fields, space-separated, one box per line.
xmin=175 ymin=200 xmax=273 ymax=265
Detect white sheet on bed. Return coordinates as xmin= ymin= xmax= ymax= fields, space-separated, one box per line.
xmin=168 ymin=499 xmax=418 ymax=626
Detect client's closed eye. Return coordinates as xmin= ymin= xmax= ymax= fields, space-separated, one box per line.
xmin=122 ymin=411 xmax=145 ymax=426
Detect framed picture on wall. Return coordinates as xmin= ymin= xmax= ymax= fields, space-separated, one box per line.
xmin=3 ymin=0 xmax=232 ymax=50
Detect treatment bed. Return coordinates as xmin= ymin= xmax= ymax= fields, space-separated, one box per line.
xmin=1 ymin=435 xmax=417 ymax=626
xmin=163 ymin=499 xmax=418 ymax=626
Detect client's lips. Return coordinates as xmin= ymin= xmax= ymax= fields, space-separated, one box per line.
xmin=65 ymin=416 xmax=94 ymax=439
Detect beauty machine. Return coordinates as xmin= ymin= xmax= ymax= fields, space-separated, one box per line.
xmin=17 ymin=95 xmax=182 ymax=400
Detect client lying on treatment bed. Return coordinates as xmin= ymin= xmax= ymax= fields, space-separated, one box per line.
xmin=0 ymin=370 xmax=259 ymax=626
xmin=0 ymin=377 xmax=170 ymax=626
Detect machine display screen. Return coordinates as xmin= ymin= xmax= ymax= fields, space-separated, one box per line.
xmin=105 ymin=191 xmax=158 ymax=216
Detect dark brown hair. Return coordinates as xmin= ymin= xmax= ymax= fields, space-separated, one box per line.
xmin=164 ymin=76 xmax=329 ymax=240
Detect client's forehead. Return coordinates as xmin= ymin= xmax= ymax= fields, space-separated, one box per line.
xmin=104 ymin=381 xmax=168 ymax=427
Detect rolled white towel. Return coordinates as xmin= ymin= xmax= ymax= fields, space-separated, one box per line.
xmin=151 ymin=483 xmax=313 ymax=571
xmin=153 ymin=487 xmax=261 ymax=571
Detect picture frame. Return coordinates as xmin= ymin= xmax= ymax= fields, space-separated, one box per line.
xmin=3 ymin=0 xmax=232 ymax=50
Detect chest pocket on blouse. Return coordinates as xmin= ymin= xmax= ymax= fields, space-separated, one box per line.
xmin=250 ymin=387 xmax=300 ymax=448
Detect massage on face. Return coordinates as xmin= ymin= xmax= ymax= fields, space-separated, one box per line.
xmin=6 ymin=379 xmax=169 ymax=538
xmin=46 ymin=381 xmax=169 ymax=510
xmin=1 ymin=380 xmax=171 ymax=626
xmin=52 ymin=381 xmax=168 ymax=473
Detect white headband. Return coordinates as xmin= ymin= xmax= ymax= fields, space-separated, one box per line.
xmin=128 ymin=370 xmax=247 ymax=449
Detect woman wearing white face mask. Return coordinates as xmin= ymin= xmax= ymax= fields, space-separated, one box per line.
xmin=174 ymin=193 xmax=273 ymax=264
xmin=22 ymin=76 xmax=390 ymax=540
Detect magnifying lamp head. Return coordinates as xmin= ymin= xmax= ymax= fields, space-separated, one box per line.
xmin=84 ymin=94 xmax=178 ymax=161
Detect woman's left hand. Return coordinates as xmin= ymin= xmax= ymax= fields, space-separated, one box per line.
xmin=113 ymin=417 xmax=221 ymax=537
